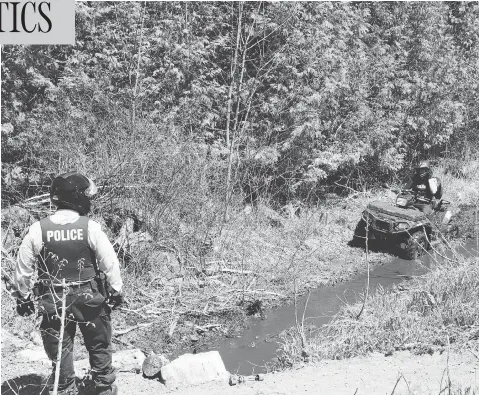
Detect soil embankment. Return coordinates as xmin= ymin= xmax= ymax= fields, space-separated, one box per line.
xmin=1 ymin=193 xmax=393 ymax=365
xmin=2 ymin=189 xmax=477 ymax=393
xmin=1 ymin=329 xmax=477 ymax=395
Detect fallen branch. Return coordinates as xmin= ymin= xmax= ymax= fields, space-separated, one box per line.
xmin=23 ymin=193 xmax=50 ymax=202
xmin=23 ymin=198 xmax=51 ymax=206
xmin=468 ymin=348 xmax=479 ymax=360
xmin=246 ymin=289 xmax=287 ymax=298
xmin=334 ymin=182 xmax=361 ymax=195
xmin=202 ymin=301 xmax=209 ymax=315
xmin=168 ymin=316 xmax=179 ymax=337
xmin=120 ymin=297 xmax=165 ymax=312
xmin=195 ymin=324 xmax=222 ymax=332
xmin=224 ymin=288 xmax=287 ymax=298
xmin=220 ymin=268 xmax=256 ymax=275
xmin=116 ymin=307 xmax=152 ymax=319
xmin=209 ymin=278 xmax=229 ymax=288
xmin=114 ymin=322 xmax=154 ymax=336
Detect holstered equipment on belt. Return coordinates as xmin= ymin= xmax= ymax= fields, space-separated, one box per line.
xmin=33 ymin=269 xmax=109 ymax=298
xmin=94 ymin=271 xmax=109 ymax=298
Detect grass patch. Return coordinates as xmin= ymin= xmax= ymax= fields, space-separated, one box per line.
xmin=1 ymin=190 xmax=392 ymax=358
xmin=278 ymin=250 xmax=479 ymax=366
xmin=436 ymin=159 xmax=479 ymax=206
xmin=270 ymin=158 xmax=479 ymax=369
xmin=98 ymin=192 xmax=392 ymax=355
xmin=4 ymin=159 xmax=476 ymax=362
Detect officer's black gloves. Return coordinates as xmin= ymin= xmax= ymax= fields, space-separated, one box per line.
xmin=108 ymin=292 xmax=125 ymax=310
xmin=16 ymin=295 xmax=35 ymax=317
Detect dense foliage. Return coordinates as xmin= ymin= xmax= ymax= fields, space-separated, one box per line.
xmin=2 ymin=1 xmax=479 ymax=207
xmin=2 ymin=3 xmax=478 ymax=362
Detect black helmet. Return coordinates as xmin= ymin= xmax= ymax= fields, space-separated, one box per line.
xmin=50 ymin=172 xmax=98 ymax=215
xmin=415 ymin=160 xmax=431 ymax=180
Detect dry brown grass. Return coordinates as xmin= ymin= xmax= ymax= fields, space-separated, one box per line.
xmin=305 ymin=251 xmax=479 ymax=361
xmin=1 ymin=188 xmax=393 ymax=358
xmin=435 ymin=160 xmax=479 ymax=207
xmin=274 ymin=159 xmax=479 ymax=370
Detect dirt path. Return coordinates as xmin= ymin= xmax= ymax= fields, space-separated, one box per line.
xmin=3 ymin=337 xmax=478 ymax=395
xmin=115 ymin=350 xmax=478 ymax=395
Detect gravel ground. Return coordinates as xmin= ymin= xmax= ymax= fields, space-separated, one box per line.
xmin=2 ymin=328 xmax=478 ymax=395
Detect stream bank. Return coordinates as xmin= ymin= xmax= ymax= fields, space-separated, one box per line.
xmin=1 ymin=200 xmax=477 ymax=377
xmin=203 ymin=239 xmax=478 ymax=374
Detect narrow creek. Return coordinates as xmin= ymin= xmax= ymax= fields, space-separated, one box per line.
xmin=211 ymin=240 xmax=478 ymax=375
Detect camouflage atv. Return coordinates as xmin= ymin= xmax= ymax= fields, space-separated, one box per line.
xmin=353 ymin=190 xmax=455 ymax=260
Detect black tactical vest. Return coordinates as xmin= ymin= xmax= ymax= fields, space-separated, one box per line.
xmin=38 ymin=216 xmax=97 ymax=284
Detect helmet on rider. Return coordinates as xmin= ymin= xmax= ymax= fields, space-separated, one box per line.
xmin=415 ymin=160 xmax=431 ymax=181
xmin=50 ymin=172 xmax=98 ymax=215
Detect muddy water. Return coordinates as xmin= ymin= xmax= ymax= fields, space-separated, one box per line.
xmin=212 ymin=240 xmax=478 ymax=375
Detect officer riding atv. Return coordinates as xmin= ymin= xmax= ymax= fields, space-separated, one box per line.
xmin=353 ymin=161 xmax=456 ymax=259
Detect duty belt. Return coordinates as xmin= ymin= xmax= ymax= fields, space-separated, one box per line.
xmin=33 ymin=278 xmax=94 ymax=296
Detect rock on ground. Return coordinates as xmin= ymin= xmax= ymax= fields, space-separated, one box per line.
xmin=160 ymin=351 xmax=228 ymax=390
xmin=142 ymin=352 xmax=170 ymax=378
xmin=17 ymin=348 xmax=50 ymax=365
xmin=75 ymin=349 xmax=146 ymax=376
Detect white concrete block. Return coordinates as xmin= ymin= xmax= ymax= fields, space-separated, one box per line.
xmin=160 ymin=351 xmax=228 ymax=389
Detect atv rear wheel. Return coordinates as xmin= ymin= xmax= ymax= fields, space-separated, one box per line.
xmin=403 ymin=229 xmax=429 ymax=260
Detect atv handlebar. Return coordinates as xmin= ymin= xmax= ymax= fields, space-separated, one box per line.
xmin=398 ymin=190 xmax=451 ymax=208
xmin=416 ymin=196 xmax=430 ymax=204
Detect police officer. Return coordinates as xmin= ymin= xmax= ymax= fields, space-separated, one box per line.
xmin=408 ymin=160 xmax=443 ymax=215
xmin=15 ymin=172 xmax=123 ymax=395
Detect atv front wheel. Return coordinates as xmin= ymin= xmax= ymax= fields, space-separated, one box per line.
xmin=352 ymin=219 xmax=375 ymax=247
xmin=403 ymin=229 xmax=429 ymax=260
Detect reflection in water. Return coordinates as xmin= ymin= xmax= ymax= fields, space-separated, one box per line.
xmin=210 ymin=240 xmax=477 ymax=374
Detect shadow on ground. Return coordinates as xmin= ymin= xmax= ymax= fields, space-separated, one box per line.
xmin=1 ymin=374 xmax=46 ymax=395
xmin=1 ymin=376 xmax=99 ymax=395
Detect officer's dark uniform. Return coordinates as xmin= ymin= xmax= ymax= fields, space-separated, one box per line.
xmin=15 ymin=173 xmax=123 ymax=395
xmin=38 ymin=216 xmax=115 ymax=393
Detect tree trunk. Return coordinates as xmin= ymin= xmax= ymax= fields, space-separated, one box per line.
xmin=131 ymin=1 xmax=147 ymax=133
xmin=223 ymin=2 xmax=244 ymax=223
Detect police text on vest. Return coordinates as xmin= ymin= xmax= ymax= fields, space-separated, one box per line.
xmin=46 ymin=229 xmax=84 ymax=242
